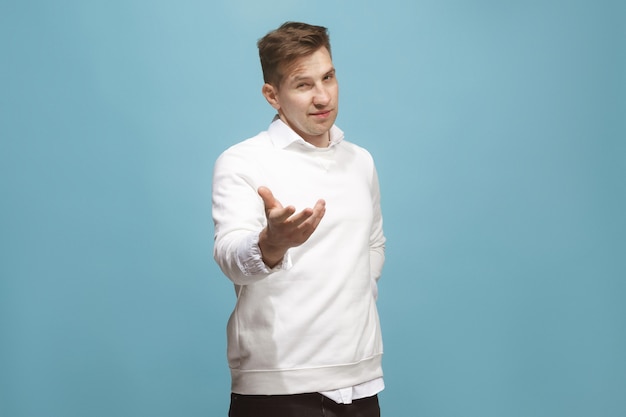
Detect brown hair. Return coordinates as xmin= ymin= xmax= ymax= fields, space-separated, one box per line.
xmin=257 ymin=21 xmax=331 ymax=87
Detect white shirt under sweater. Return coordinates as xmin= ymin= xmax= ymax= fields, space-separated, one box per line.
xmin=212 ymin=117 xmax=385 ymax=403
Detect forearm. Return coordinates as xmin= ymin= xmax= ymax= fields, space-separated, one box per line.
xmin=214 ymin=229 xmax=292 ymax=285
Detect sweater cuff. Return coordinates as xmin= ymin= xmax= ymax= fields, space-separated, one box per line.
xmin=236 ymin=231 xmax=292 ymax=276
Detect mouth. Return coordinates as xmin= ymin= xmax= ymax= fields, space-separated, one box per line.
xmin=310 ymin=110 xmax=333 ymax=118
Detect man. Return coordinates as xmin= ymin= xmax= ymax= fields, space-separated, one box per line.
xmin=212 ymin=21 xmax=386 ymax=417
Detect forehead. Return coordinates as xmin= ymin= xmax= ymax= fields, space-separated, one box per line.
xmin=282 ymin=47 xmax=334 ymax=80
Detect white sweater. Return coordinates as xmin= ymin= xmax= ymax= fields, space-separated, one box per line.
xmin=212 ymin=118 xmax=385 ymax=395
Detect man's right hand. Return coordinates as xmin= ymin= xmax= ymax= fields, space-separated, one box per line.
xmin=257 ymin=186 xmax=326 ymax=268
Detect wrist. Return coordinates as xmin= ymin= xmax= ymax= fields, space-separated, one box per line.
xmin=258 ymin=228 xmax=288 ymax=268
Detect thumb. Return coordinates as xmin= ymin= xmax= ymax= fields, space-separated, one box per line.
xmin=258 ymin=186 xmax=282 ymax=210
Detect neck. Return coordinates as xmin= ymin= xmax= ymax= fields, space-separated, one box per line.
xmin=306 ymin=132 xmax=331 ymax=148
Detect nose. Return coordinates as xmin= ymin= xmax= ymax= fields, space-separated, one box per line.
xmin=313 ymin=84 xmax=331 ymax=107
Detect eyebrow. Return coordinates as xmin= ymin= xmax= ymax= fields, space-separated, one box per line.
xmin=291 ymin=68 xmax=336 ymax=83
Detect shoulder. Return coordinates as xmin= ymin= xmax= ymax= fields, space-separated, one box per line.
xmin=220 ymin=131 xmax=271 ymax=156
xmin=215 ymin=132 xmax=272 ymax=166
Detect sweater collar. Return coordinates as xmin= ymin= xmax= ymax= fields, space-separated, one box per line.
xmin=268 ymin=115 xmax=344 ymax=150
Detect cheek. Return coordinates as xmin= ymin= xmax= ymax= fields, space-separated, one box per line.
xmin=283 ymin=98 xmax=307 ymax=114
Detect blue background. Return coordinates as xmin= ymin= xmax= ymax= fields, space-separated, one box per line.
xmin=1 ymin=1 xmax=625 ymax=416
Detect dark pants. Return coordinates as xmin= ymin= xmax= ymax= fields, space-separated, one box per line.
xmin=228 ymin=392 xmax=380 ymax=417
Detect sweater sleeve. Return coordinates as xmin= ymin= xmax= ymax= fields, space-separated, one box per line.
xmin=369 ymin=164 xmax=386 ymax=300
xmin=212 ymin=147 xmax=291 ymax=285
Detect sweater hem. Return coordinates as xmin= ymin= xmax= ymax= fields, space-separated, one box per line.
xmin=231 ymin=354 xmax=383 ymax=395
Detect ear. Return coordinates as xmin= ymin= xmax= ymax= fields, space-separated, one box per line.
xmin=262 ymin=83 xmax=280 ymax=110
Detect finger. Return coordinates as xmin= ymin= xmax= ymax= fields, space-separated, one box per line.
xmin=300 ymin=200 xmax=326 ymax=231
xmin=308 ymin=199 xmax=326 ymax=229
xmin=312 ymin=198 xmax=326 ymax=213
xmin=286 ymin=207 xmax=315 ymax=226
xmin=270 ymin=205 xmax=297 ymax=223
xmin=289 ymin=199 xmax=326 ymax=229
